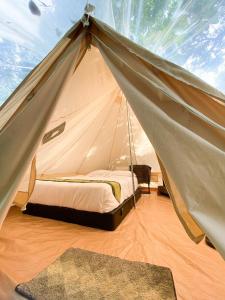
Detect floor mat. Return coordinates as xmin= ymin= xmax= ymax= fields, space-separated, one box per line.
xmin=15 ymin=248 xmax=176 ymax=300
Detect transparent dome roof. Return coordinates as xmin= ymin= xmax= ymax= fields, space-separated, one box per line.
xmin=1 ymin=0 xmax=225 ymax=106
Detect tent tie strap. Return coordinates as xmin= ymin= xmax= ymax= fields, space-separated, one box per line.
xmin=81 ymin=3 xmax=95 ymax=27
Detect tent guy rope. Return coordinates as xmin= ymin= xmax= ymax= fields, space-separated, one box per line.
xmin=125 ymin=96 xmax=136 ymax=207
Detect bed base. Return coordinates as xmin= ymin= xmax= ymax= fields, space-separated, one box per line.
xmin=24 ymin=188 xmax=141 ymax=231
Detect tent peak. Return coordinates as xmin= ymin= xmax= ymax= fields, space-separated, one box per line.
xmin=81 ymin=3 xmax=95 ymax=27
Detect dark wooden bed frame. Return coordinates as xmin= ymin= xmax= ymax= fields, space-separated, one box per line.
xmin=24 ymin=188 xmax=141 ymax=231
xmin=24 ymin=165 xmax=152 ymax=230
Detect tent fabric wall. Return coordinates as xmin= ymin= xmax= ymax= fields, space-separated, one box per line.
xmin=0 ymin=16 xmax=225 ymax=258
xmin=0 ymin=23 xmax=89 ymax=225
xmin=89 ymin=18 xmax=225 ymax=257
xmin=34 ymin=46 xmax=159 ymax=176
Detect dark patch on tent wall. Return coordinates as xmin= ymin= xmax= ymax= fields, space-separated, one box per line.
xmin=42 ymin=122 xmax=66 ymax=144
xmin=55 ymin=28 xmax=62 ymax=38
xmin=28 ymin=0 xmax=41 ymax=16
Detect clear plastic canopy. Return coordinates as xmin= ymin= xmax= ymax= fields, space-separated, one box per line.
xmin=0 ymin=0 xmax=225 ymax=106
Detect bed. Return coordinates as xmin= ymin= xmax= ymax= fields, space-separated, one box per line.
xmin=24 ymin=170 xmax=141 ymax=230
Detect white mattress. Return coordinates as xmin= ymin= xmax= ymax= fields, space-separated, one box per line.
xmin=28 ymin=170 xmax=138 ymax=213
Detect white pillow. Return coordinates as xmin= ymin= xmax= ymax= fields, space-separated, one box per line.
xmin=111 ymin=170 xmax=132 ymax=177
xmin=87 ymin=170 xmax=111 ymax=177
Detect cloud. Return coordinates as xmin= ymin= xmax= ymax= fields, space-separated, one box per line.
xmin=208 ymin=22 xmax=223 ymax=38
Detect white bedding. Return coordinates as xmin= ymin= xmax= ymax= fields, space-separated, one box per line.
xmin=28 ymin=170 xmax=138 ymax=213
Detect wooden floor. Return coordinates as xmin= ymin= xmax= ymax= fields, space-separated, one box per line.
xmin=0 ymin=192 xmax=225 ymax=300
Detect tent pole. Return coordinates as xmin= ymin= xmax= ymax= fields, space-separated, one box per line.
xmin=125 ymin=97 xmax=136 ymax=207
xmin=108 ymin=91 xmax=123 ymax=170
xmin=129 ymin=111 xmax=137 ymax=165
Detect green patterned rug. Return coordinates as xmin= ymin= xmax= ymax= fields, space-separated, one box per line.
xmin=16 ymin=248 xmax=176 ymax=300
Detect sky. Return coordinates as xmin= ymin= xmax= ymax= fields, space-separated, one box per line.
xmin=0 ymin=0 xmax=225 ymax=105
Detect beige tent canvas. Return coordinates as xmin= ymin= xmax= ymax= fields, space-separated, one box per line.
xmin=0 ymin=13 xmax=225 ymax=259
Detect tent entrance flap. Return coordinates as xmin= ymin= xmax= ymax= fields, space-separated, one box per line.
xmin=13 ymin=157 xmax=36 ymax=209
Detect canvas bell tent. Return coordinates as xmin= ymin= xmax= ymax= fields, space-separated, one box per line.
xmin=1 ymin=14 xmax=225 ymax=259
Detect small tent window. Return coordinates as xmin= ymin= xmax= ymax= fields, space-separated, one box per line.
xmin=42 ymin=122 xmax=66 ymax=144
